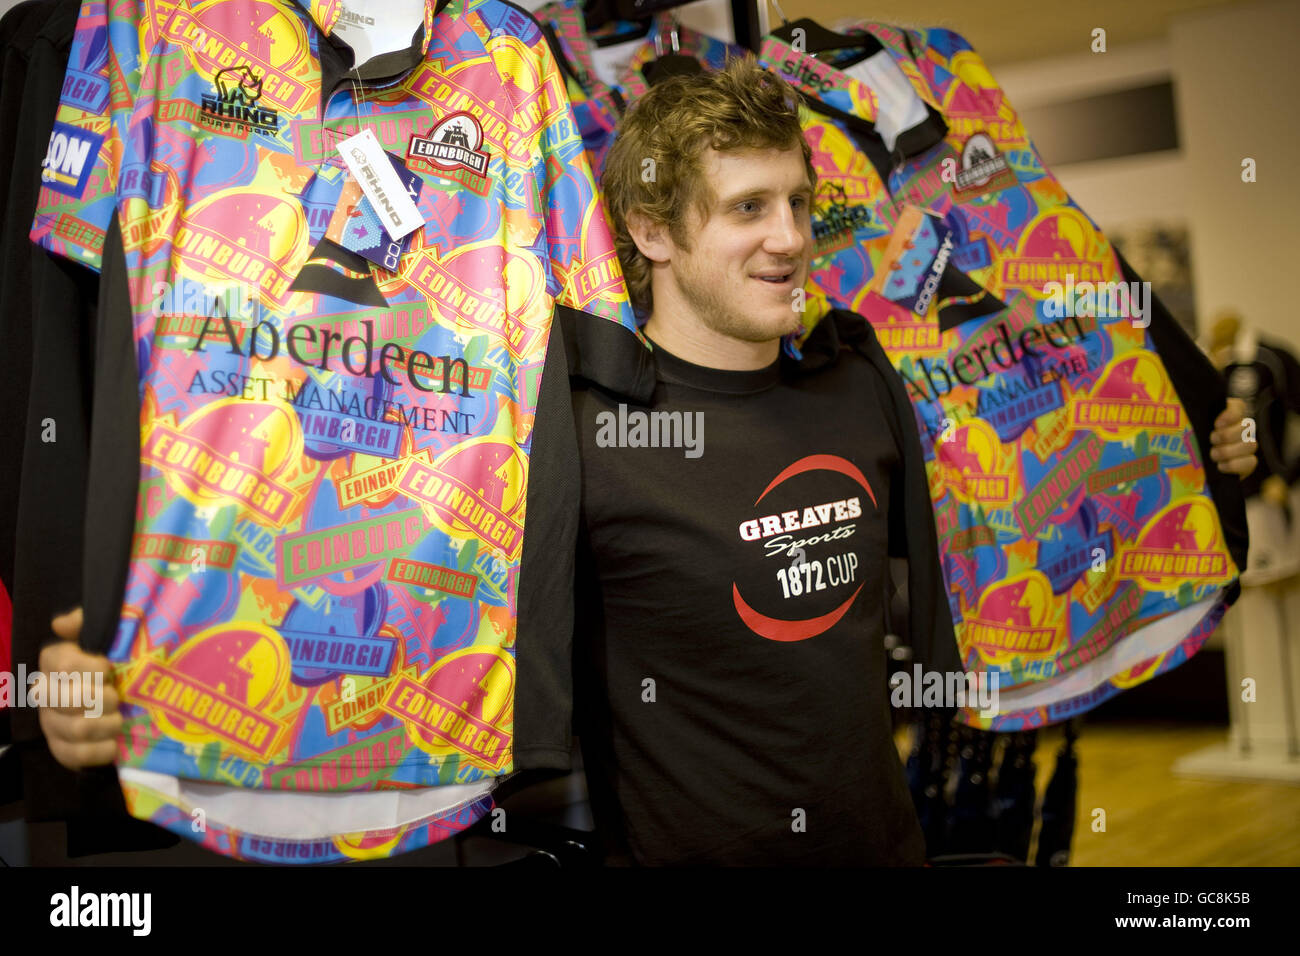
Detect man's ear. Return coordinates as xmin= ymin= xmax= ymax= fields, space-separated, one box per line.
xmin=626 ymin=210 xmax=674 ymax=265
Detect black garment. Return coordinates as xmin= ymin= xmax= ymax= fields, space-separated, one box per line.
xmin=0 ymin=0 xmax=87 ymax=799
xmin=1 ymin=0 xmax=83 ymax=618
xmin=1223 ymin=337 xmax=1300 ymax=500
xmin=570 ymin=310 xmax=956 ymax=865
xmin=13 ymin=216 xmax=181 ymax=857
xmin=0 ymin=0 xmax=40 ymax=787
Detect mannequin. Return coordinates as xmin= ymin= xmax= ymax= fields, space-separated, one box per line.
xmin=1179 ymin=310 xmax=1300 ymax=781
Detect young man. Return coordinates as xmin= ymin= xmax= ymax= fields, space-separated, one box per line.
xmin=567 ymin=58 xmax=946 ymax=866
xmin=39 ymin=58 xmax=1257 ymax=866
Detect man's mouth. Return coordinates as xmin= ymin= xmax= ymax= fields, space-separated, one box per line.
xmin=753 ymin=270 xmax=796 ymax=286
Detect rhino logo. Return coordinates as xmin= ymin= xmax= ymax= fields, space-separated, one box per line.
xmin=201 ymin=65 xmax=279 ymax=134
xmin=214 ymin=65 xmax=264 ymax=105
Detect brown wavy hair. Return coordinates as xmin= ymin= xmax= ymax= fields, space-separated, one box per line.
xmin=601 ymin=54 xmax=816 ymax=318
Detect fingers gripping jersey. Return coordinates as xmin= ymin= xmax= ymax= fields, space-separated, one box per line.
xmin=32 ymin=0 xmax=637 ymax=862
xmin=762 ymin=26 xmax=1242 ymax=729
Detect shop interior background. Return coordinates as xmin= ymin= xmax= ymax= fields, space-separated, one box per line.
xmin=0 ymin=0 xmax=1295 ymax=867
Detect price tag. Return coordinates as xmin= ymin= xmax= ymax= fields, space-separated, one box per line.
xmin=327 ymin=154 xmax=424 ymax=272
xmin=336 ymin=127 xmax=423 ymax=239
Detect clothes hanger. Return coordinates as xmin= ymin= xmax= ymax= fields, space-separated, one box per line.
xmin=583 ymin=0 xmax=614 ymax=32
xmin=641 ymin=11 xmax=704 ymax=85
xmin=766 ymin=0 xmax=882 ymax=57
xmin=584 ymin=0 xmax=652 ymax=45
xmin=595 ymin=21 xmax=655 ymax=46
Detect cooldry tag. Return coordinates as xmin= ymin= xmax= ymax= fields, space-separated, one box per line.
xmin=337 ymin=128 xmax=424 ymax=239
xmin=328 ymin=156 xmax=425 ymax=272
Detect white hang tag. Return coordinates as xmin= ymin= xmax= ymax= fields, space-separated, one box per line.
xmin=337 ymin=127 xmax=424 ymax=239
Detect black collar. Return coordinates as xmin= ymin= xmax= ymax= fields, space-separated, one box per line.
xmin=787 ymin=309 xmax=878 ymax=376
xmin=307 ymin=0 xmax=452 ymax=101
xmin=561 ymin=303 xmax=867 ymax=404
xmin=802 ymin=92 xmax=949 ymax=169
xmin=649 ymin=338 xmax=782 ymax=395
xmin=759 ymin=28 xmax=949 ymax=165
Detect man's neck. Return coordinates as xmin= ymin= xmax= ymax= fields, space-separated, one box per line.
xmin=643 ymin=311 xmax=780 ymax=371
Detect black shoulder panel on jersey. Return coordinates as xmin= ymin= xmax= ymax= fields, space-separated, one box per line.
xmin=80 ymin=215 xmax=138 ymax=658
xmin=513 ymin=303 xmax=581 ymax=770
xmin=559 ymin=302 xmax=656 ymax=405
xmin=832 ymin=308 xmax=962 ymax=674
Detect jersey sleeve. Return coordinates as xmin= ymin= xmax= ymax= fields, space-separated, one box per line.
xmin=28 ymin=0 xmax=137 ymax=271
xmin=477 ymin=4 xmax=637 ymax=333
xmin=523 ymin=13 xmax=638 ymax=332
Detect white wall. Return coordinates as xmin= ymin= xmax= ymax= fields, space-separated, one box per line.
xmin=985 ymin=0 xmax=1298 ymax=347
xmin=1170 ymin=0 xmax=1299 ymax=347
xmin=994 ymin=41 xmax=1191 ymax=234
xmin=668 ymin=0 xmax=737 ymax=43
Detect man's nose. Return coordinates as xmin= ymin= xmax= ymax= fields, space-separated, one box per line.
xmin=765 ymin=204 xmax=807 ymax=259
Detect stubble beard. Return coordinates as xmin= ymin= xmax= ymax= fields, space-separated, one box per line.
xmin=672 ymin=255 xmax=802 ymax=344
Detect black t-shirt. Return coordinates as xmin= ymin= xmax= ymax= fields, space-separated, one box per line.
xmin=572 ymin=334 xmax=926 ymax=866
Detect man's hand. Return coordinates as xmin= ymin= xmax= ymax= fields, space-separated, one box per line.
xmin=1209 ymin=398 xmax=1258 ymax=477
xmin=37 ymin=608 xmax=122 ymax=770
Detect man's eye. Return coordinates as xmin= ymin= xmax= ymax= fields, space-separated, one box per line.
xmin=791 ymin=196 xmax=807 ymax=211
xmin=736 ymin=200 xmax=760 ymax=215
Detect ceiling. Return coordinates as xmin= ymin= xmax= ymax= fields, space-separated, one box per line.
xmin=771 ymin=0 xmax=1250 ymax=65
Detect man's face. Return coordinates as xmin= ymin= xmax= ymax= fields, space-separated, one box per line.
xmin=666 ymin=145 xmax=813 ymax=345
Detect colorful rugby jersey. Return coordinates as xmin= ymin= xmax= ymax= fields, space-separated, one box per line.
xmin=31 ymin=0 xmax=638 ymax=862
xmin=761 ymin=25 xmax=1246 ymax=729
xmin=534 ymin=0 xmax=734 ymax=177
xmin=533 ymin=0 xmax=622 ymax=178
